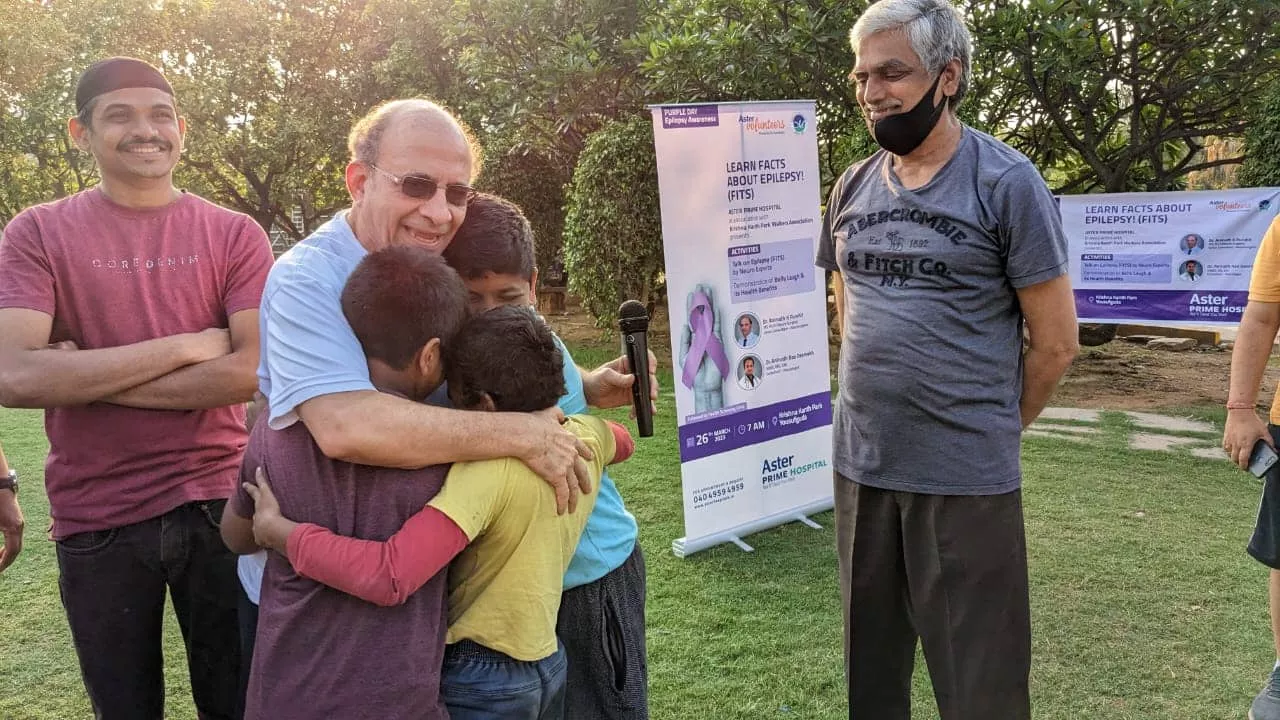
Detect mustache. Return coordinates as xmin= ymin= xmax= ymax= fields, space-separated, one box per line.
xmin=117 ymin=137 xmax=172 ymax=151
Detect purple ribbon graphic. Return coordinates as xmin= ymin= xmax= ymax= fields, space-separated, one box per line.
xmin=681 ymin=290 xmax=730 ymax=389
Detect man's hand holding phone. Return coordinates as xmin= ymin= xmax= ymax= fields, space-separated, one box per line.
xmin=1224 ymin=407 xmax=1273 ymax=470
xmin=1249 ymin=439 xmax=1280 ymax=478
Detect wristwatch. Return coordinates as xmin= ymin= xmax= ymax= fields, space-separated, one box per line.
xmin=0 ymin=469 xmax=16 ymax=496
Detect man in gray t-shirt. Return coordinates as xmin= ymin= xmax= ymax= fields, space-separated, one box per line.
xmin=815 ymin=2 xmax=1078 ymax=718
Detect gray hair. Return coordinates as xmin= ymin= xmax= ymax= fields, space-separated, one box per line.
xmin=850 ymin=0 xmax=973 ymax=109
xmin=347 ymin=98 xmax=483 ymax=178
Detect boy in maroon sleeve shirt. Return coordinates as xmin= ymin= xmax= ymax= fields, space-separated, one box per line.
xmin=221 ymin=246 xmax=469 ymax=720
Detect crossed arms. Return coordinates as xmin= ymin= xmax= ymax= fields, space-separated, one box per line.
xmin=0 ymin=307 xmax=259 ymax=410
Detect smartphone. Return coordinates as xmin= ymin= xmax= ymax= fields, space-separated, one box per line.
xmin=1248 ymin=439 xmax=1279 ymax=478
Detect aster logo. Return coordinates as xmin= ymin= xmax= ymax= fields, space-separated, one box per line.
xmin=761 ymin=454 xmax=794 ymax=486
xmin=761 ymin=454 xmax=829 ymax=487
xmin=792 ymin=114 xmax=807 ymax=134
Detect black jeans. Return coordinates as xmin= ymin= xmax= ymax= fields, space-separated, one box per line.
xmin=56 ymin=499 xmax=243 ymax=720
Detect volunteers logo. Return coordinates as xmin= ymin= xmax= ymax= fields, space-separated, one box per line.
xmin=739 ymin=113 xmax=786 ymax=135
xmin=792 ymin=114 xmax=807 ymax=134
xmin=1210 ymin=199 xmax=1251 ymax=213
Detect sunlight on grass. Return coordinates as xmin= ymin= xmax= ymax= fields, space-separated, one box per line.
xmin=1 ymin=341 xmax=1271 ymax=719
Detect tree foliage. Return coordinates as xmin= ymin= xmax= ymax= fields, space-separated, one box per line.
xmin=474 ymin=138 xmax=572 ymax=276
xmin=1240 ymin=81 xmax=1280 ymax=189
xmin=3 ymin=0 xmax=1279 ymax=321
xmin=451 ymin=0 xmax=653 ymax=172
xmin=0 ymin=0 xmax=172 ymax=220
xmin=981 ymin=0 xmax=1280 ymax=193
xmin=0 ymin=0 xmax=464 ymax=241
xmin=639 ymin=0 xmax=871 ymax=185
xmin=170 ymin=1 xmax=404 ymax=239
xmin=562 ymin=116 xmax=664 ymax=325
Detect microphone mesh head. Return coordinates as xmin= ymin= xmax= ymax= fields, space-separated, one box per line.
xmin=618 ymin=300 xmax=649 ymax=332
xmin=619 ymin=300 xmax=648 ymax=319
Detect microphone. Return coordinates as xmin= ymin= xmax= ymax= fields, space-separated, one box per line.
xmin=618 ymin=300 xmax=654 ymax=437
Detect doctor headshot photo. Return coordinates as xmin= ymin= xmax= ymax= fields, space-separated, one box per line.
xmin=737 ymin=355 xmax=762 ymax=390
xmin=1180 ymin=233 xmax=1205 ymax=255
xmin=1180 ymin=259 xmax=1203 ymax=282
xmin=735 ymin=312 xmax=761 ymax=349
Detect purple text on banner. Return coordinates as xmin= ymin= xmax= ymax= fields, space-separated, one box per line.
xmin=678 ymin=391 xmax=832 ymax=463
xmin=661 ymin=105 xmax=720 ymax=129
xmin=1079 ymin=253 xmax=1173 ymax=284
xmin=1075 ymin=289 xmax=1247 ymax=322
xmin=729 ymin=237 xmax=817 ymax=303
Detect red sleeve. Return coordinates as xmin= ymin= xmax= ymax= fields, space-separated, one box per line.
xmin=286 ymin=506 xmax=468 ymax=607
xmin=222 ymin=216 xmax=274 ymax=315
xmin=607 ymin=421 xmax=634 ymax=464
xmin=0 ymin=211 xmax=56 ymax=314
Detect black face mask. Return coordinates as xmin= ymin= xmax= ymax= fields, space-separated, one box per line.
xmin=872 ymin=74 xmax=947 ymax=156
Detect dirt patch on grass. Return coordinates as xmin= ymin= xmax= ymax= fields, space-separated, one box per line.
xmin=1053 ymin=341 xmax=1240 ymax=411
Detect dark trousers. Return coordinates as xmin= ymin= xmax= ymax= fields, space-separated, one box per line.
xmin=56 ymin=499 xmax=243 ymax=720
xmin=556 ymin=542 xmax=649 ymax=720
xmin=834 ymin=475 xmax=1031 ymax=720
xmin=1246 ymin=425 xmax=1280 ymax=568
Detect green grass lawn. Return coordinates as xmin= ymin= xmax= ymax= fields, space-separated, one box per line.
xmin=0 ymin=348 xmax=1272 ymax=719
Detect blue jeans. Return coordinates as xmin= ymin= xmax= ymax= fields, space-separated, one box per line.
xmin=441 ymin=640 xmax=567 ymax=720
xmin=55 ymin=499 xmax=242 ymax=720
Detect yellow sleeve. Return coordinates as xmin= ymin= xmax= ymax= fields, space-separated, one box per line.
xmin=568 ymin=414 xmax=615 ymax=472
xmin=428 ymin=459 xmax=516 ymax=541
xmin=1249 ymin=217 xmax=1280 ymax=302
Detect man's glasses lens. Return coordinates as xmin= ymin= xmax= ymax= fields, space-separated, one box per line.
xmin=398 ymin=174 xmax=474 ymax=207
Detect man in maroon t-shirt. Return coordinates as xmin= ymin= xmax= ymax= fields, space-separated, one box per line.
xmin=223 ymin=246 xmax=468 ymax=720
xmin=0 ymin=58 xmax=273 ymax=720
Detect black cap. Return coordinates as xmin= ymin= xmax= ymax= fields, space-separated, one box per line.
xmin=75 ymin=57 xmax=174 ymax=113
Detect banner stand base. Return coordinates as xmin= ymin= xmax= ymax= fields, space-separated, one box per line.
xmin=672 ymin=497 xmax=833 ymax=558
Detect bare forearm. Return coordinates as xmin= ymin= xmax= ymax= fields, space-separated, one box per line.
xmin=1228 ymin=315 xmax=1280 ymax=406
xmin=106 ymin=351 xmax=258 ymax=410
xmin=301 ymin=391 xmax=535 ymax=469
xmin=1020 ymin=346 xmax=1075 ymax=428
xmin=219 ymin=506 xmax=261 ymax=555
xmin=0 ymin=339 xmax=195 ymax=408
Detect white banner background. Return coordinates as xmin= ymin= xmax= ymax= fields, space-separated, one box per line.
xmin=650 ymin=100 xmax=834 ymax=557
xmin=1062 ymin=188 xmax=1280 ymax=325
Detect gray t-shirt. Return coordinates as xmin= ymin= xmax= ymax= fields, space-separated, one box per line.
xmin=815 ymin=127 xmax=1068 ymax=495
